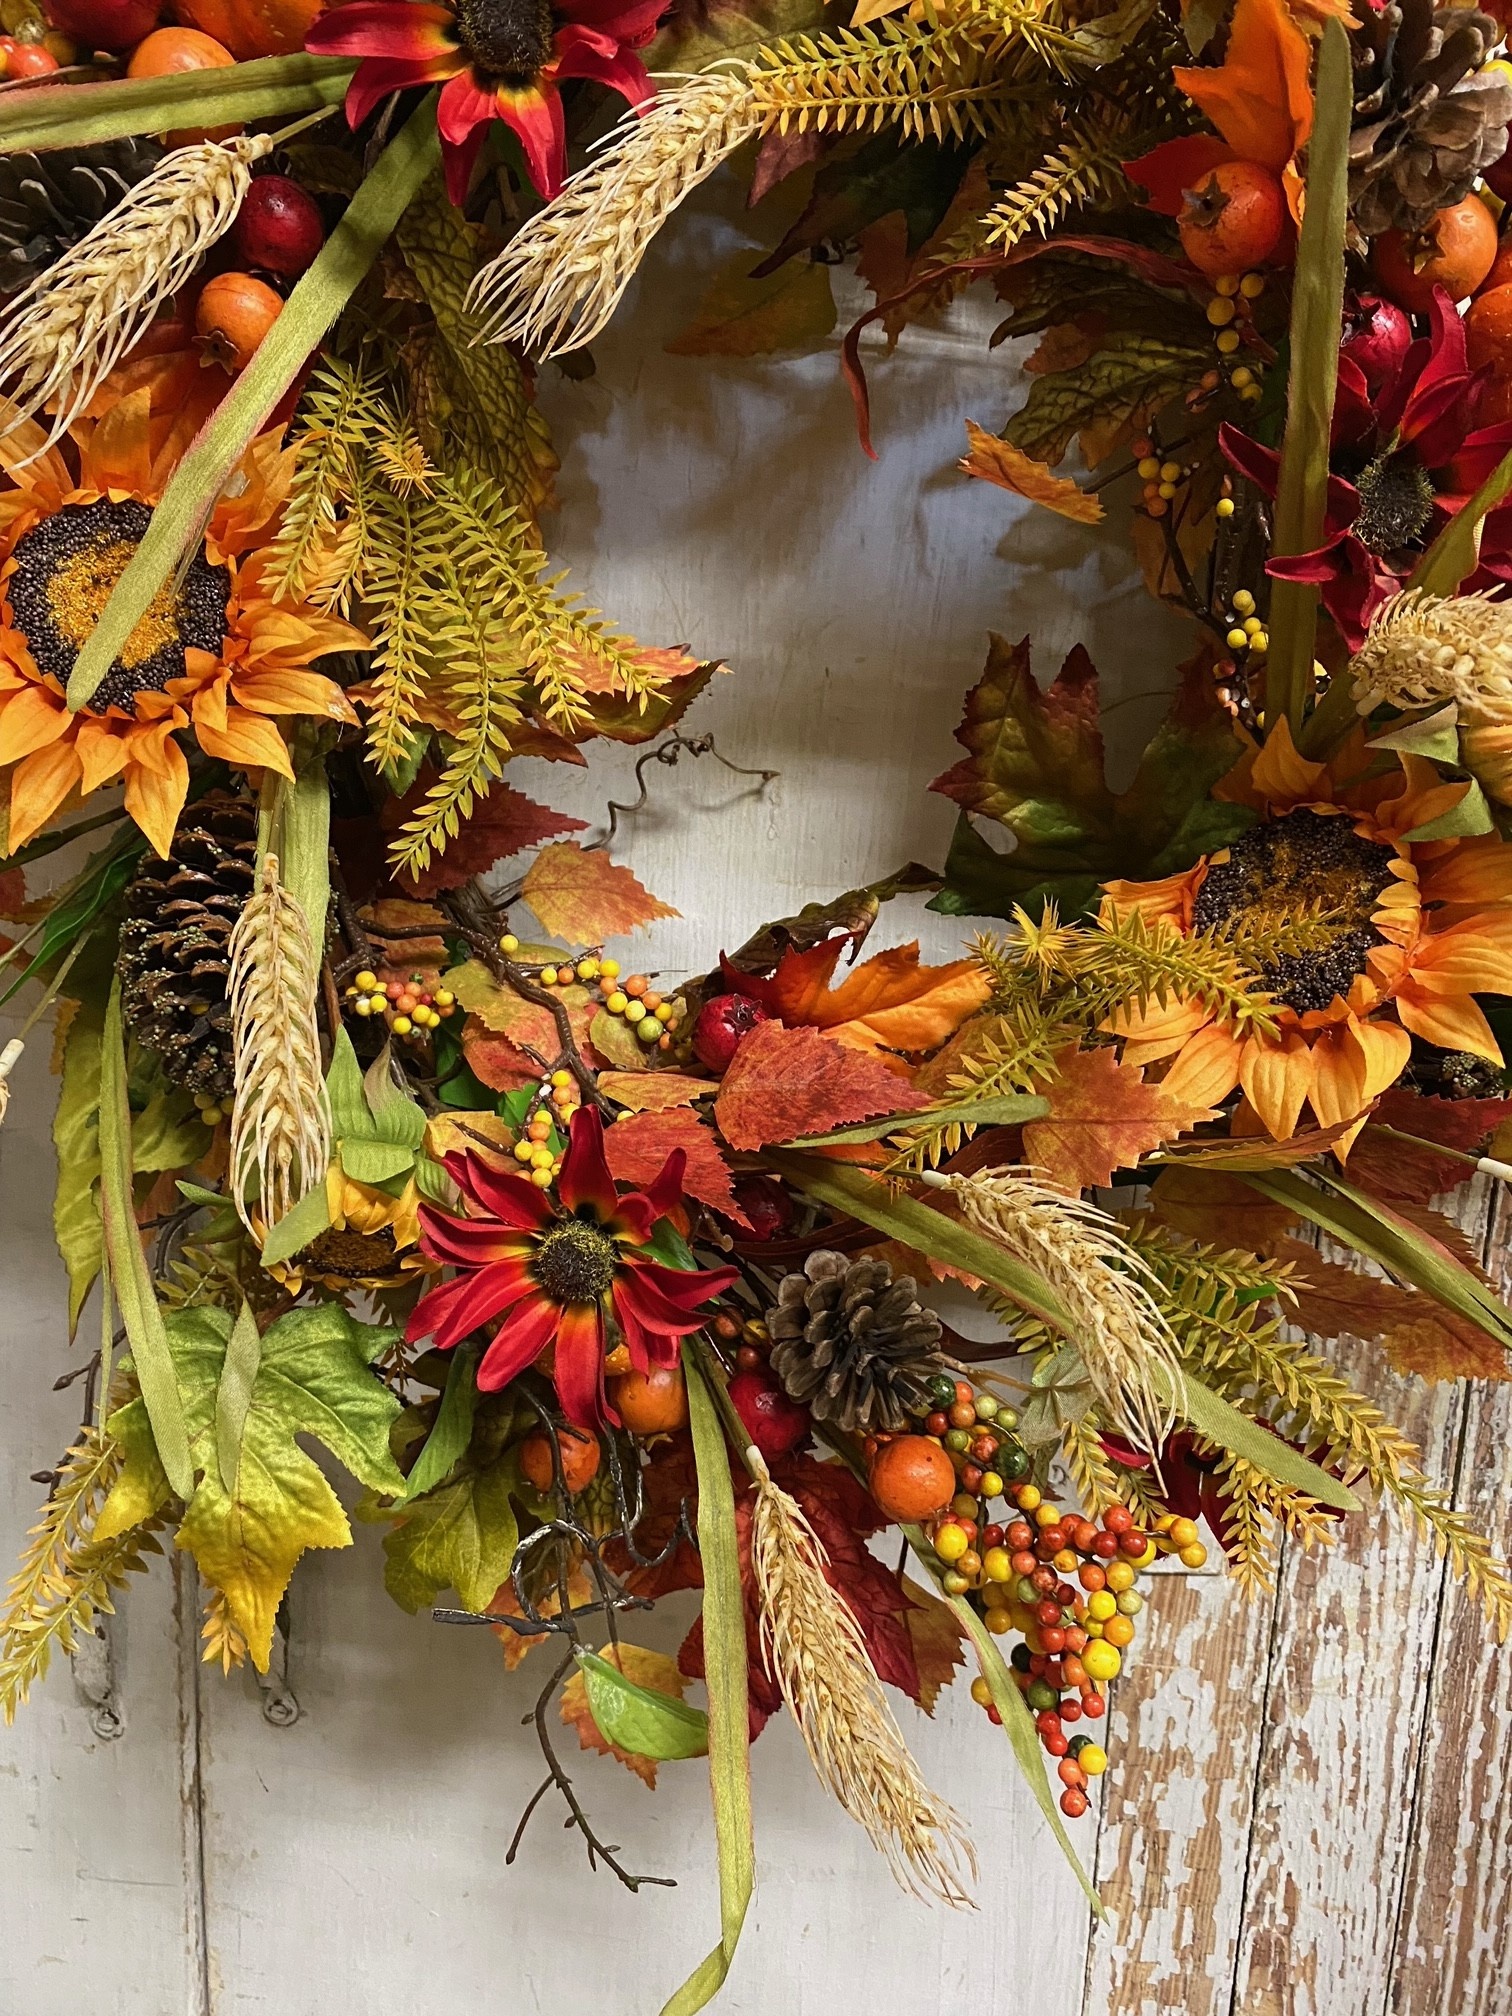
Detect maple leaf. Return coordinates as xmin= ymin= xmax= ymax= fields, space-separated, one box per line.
xmin=521 ymin=841 xmax=678 ymax=945
xmin=714 ymin=1019 xmax=930 ymax=1150
xmin=1022 ymin=1044 xmax=1211 ymax=1189
xmin=598 ymin=1069 xmax=719 ymax=1112
xmin=1384 ymin=1313 xmax=1512 ymax=1384
xmin=384 ymin=777 xmax=587 ymax=897
xmin=1349 ymin=1088 xmax=1512 ymax=1207
xmin=931 ymin=634 xmax=1250 ymax=921
xmin=960 ymin=420 xmax=1103 ymax=524
xmin=461 ymin=1025 xmax=541 ymax=1094
xmin=100 ymin=1306 xmax=403 ymax=1672
xmin=665 ymin=244 xmax=837 ymax=358
xmin=383 ymin=1453 xmax=520 ymax=1615
xmin=604 ymin=1107 xmax=750 ymax=1225
xmin=447 ymin=958 xmax=600 ymax=1052
xmin=553 ymin=641 xmax=705 ymax=699
xmin=1278 ymin=1238 xmax=1511 ymax=1381
xmin=360 ymin=897 xmax=451 ymax=969
xmin=735 ymin=938 xmax=991 ymax=1057
xmin=491 ymin=1563 xmax=595 ymax=1669
xmin=559 ymin=1643 xmax=695 ymax=1788
xmin=902 ymin=1574 xmax=968 ymax=1713
xmin=1146 ymin=1165 xmax=1299 ymax=1249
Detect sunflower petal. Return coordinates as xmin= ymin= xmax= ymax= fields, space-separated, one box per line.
xmin=122 ymin=736 xmax=188 ymax=858
xmin=6 ymin=737 xmax=80 ymax=851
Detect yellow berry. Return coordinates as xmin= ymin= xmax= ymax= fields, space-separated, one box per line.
xmin=599 ymin=958 xmax=620 ymax=979
xmin=654 ymin=1002 xmax=674 ymax=1024
xmin=1104 ymin=1559 xmax=1135 ymax=1594
xmin=540 ymin=966 xmax=558 ymax=987
xmin=1137 ymin=455 xmax=1161 ymax=480
xmin=1133 ymin=1540 xmax=1159 ymax=1569
xmin=623 ymin=999 xmax=647 ymax=1023
xmin=1078 ymin=1743 xmax=1108 ymax=1777
xmin=980 ymin=1471 xmax=1004 ymax=1499
xmin=1081 ymin=1640 xmax=1121 ymax=1684
xmin=983 ymin=1547 xmax=1012 ymax=1582
xmin=934 ymin=1523 xmax=969 ymax=1564
xmin=578 ymin=958 xmax=599 ymax=980
xmin=1230 ymin=366 xmax=1253 ymax=389
xmin=1179 ymin=1541 xmax=1209 ymax=1569
xmin=1168 ymin=1516 xmax=1200 ymax=1548
xmin=391 ymin=1015 xmax=412 ymax=1036
xmin=1015 ymin=1484 xmax=1041 ymax=1513
xmin=607 ymin=990 xmax=629 ymax=1015
xmin=636 ymin=1017 xmax=662 ymax=1045
xmin=1103 ymin=1614 xmax=1135 ymax=1649
xmin=1239 ymin=270 xmax=1265 ymax=298
xmin=434 ymin=988 xmax=454 ymax=1008
xmin=1157 ymin=481 xmax=1176 ymax=501
xmin=1240 ymin=381 xmax=1263 ymax=401
xmin=1249 ymin=631 xmax=1269 ymax=655
xmin=1242 ymin=615 xmax=1262 ymax=636
xmin=1232 ymin=589 xmax=1255 ymax=615
xmin=530 ymin=1146 xmax=554 ymax=1170
xmin=530 ymin=1167 xmax=553 ymax=1189
xmin=514 ymin=1141 xmax=534 ymax=1163
xmin=1215 ymin=328 xmax=1241 ymax=354
xmin=354 ymin=997 xmax=374 ymax=1017
xmin=1215 ymin=496 xmax=1236 ymax=519
xmin=551 ymin=1069 xmax=573 ymax=1088
xmin=1227 ymin=627 xmax=1248 ymax=650
xmin=499 ymin=933 xmax=519 ymax=954
xmin=1213 ymin=273 xmax=1240 ymax=296
xmin=970 ymin=1676 xmax=994 ymax=1707
xmin=355 ymin=969 xmax=377 ymax=992
xmin=1159 ymin=460 xmax=1181 ymax=483
xmin=1034 ymin=1502 xmax=1060 ymax=1528
xmin=1206 ymin=296 xmax=1236 ymax=327
xmin=1087 ymin=1590 xmax=1118 ymax=1622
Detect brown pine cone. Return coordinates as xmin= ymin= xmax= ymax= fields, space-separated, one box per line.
xmin=767 ymin=1249 xmax=945 ymax=1435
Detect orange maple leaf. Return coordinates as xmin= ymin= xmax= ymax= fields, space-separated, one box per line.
xmin=522 ymin=841 xmax=678 ymax=944
xmin=960 ymin=421 xmax=1104 ymax=525
xmin=604 ymin=1106 xmax=748 ymax=1224
xmin=744 ymin=938 xmax=991 ymax=1058
xmin=1384 ymin=1312 xmax=1512 ymax=1385
xmin=1023 ymin=1044 xmax=1213 ymax=1189
xmin=1172 ymin=0 xmax=1313 ymax=176
xmin=559 ymin=1643 xmax=695 ymax=1789
xmin=714 ymin=1020 xmax=930 ymax=1151
xmin=598 ymin=1070 xmax=719 ymax=1112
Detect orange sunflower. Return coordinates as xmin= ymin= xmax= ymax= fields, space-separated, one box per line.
xmin=1102 ymin=719 xmax=1512 ymax=1140
xmin=0 ymin=387 xmax=361 ymax=858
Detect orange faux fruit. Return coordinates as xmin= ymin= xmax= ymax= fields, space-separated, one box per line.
xmin=867 ymin=1434 xmax=957 ymax=1523
xmin=1177 ymin=161 xmax=1287 ymax=279
xmin=520 ymin=1425 xmax=601 ymax=1495
xmin=1466 ymin=281 xmax=1512 ymax=373
xmin=1371 ymin=197 xmax=1498 ymax=313
xmin=194 ymin=271 xmax=282 ymax=371
xmin=127 ymin=26 xmax=236 ymax=143
xmin=1478 ymin=235 xmax=1512 ymax=298
xmin=608 ymin=1364 xmax=689 ymax=1436
xmin=173 ymin=0 xmax=324 ymax=60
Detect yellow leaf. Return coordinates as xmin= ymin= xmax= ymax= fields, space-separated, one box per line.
xmin=521 ymin=841 xmax=678 ymax=944
xmin=598 ymin=1069 xmax=719 ymax=1111
xmin=960 ymin=421 xmax=1104 ymax=525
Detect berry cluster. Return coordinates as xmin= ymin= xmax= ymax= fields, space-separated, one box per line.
xmin=499 ymin=930 xmax=687 ymax=1052
xmin=345 ymin=968 xmax=457 ymax=1043
xmin=1223 ymin=586 xmax=1270 ymax=660
xmin=508 ymin=1069 xmax=582 ymax=1189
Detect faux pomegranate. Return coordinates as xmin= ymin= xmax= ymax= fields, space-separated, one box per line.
xmin=174 ymin=0 xmax=324 ymax=60
xmin=194 ymin=270 xmax=282 ymax=371
xmin=607 ymin=1364 xmax=689 ymax=1436
xmin=1341 ymin=294 xmax=1412 ymax=392
xmin=43 ymin=0 xmax=159 ymax=52
xmin=728 ymin=1371 xmax=809 ymax=1461
xmin=690 ymin=991 xmax=771 ymax=1071
xmin=867 ymin=1435 xmax=956 ymax=1523
xmin=127 ymin=26 xmax=237 ymax=143
xmin=1177 ymin=161 xmax=1287 ymax=279
xmin=1372 ymin=197 xmax=1498 ymax=313
xmin=520 ymin=1425 xmax=601 ymax=1495
xmin=726 ymin=1174 xmax=794 ymax=1243
xmin=232 ymin=175 xmax=325 ymax=278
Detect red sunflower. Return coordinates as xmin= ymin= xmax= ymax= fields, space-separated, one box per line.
xmin=306 ymin=0 xmax=666 ymax=204
xmin=407 ymin=1107 xmax=738 ymax=1426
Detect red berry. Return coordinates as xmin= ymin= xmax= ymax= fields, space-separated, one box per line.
xmin=1083 ymin=1694 xmax=1107 ymax=1719
xmin=1010 ymin=1550 xmax=1037 ymax=1577
xmin=1059 ymin=1697 xmax=1082 ymax=1723
xmin=1060 ymin=1787 xmax=1090 ymax=1818
xmin=1119 ymin=1529 xmax=1148 ymax=1558
xmin=726 ymin=1173 xmax=793 ymax=1242
xmin=1103 ymin=1505 xmax=1133 ymax=1534
xmin=986 ymin=1705 xmax=1002 ymax=1725
xmin=980 ymin=1524 xmax=1004 ymax=1552
xmin=925 ymin=1411 xmax=949 ymax=1437
xmin=728 ymin=1371 xmax=809 ymax=1460
xmin=1092 ymin=1530 xmax=1120 ymax=1560
xmin=1006 ymin=1521 xmax=1034 ymax=1550
xmin=1043 ymin=1727 xmax=1069 ymax=1758
xmin=5 ymin=40 xmax=58 ymax=71
xmin=232 ymin=174 xmax=325 ymax=278
xmin=1177 ymin=160 xmax=1287 ymax=277
xmin=1040 ymin=1626 xmax=1066 ymax=1654
xmin=1035 ymin=1710 xmax=1060 ymax=1739
xmin=690 ymin=991 xmax=771 ymax=1071
xmin=43 ymin=0 xmax=158 ymax=50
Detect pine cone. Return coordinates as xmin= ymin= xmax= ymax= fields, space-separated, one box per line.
xmin=767 ymin=1250 xmax=945 ymax=1434
xmin=1350 ymin=0 xmax=1512 ymax=236
xmin=0 ymin=140 xmax=164 ymax=291
xmin=117 ymin=793 xmax=258 ymax=1101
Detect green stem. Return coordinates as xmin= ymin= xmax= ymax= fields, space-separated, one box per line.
xmin=1297 ymin=655 xmax=1362 ymax=759
xmin=1264 ymin=17 xmax=1351 ymax=733
xmin=66 ymin=96 xmax=441 ymax=713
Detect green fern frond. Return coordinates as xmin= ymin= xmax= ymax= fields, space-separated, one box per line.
xmin=267 ymin=358 xmax=381 ymax=607
xmin=363 ymin=488 xmax=439 ymax=781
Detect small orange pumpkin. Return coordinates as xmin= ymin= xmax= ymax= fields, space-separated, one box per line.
xmin=170 ymin=0 xmax=326 ymax=60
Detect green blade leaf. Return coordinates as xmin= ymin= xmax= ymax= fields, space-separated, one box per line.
xmin=785 ymin=1093 xmax=1049 ymax=1147
xmin=1171 ymin=1364 xmax=1358 ymax=1509
xmin=256 ymin=1178 xmax=332 ymax=1268
xmin=99 ymin=980 xmax=192 ymax=1498
xmin=1407 ymin=443 xmax=1512 ymax=599
xmin=0 ymin=55 xmax=354 ymax=151
xmin=573 ymin=1647 xmax=710 ymax=1761
xmin=215 ymin=1302 xmax=263 ymax=1496
xmin=65 ymin=97 xmax=440 ymax=712
xmin=397 ymin=1343 xmax=480 ymax=1505
xmin=1264 ymin=17 xmax=1351 ymax=729
xmin=663 ymin=1349 xmax=754 ymax=2016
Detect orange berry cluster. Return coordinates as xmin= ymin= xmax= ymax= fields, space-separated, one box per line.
xmin=346 ymin=969 xmax=457 ymax=1045
xmin=509 ymin=1069 xmax=581 ymax=1189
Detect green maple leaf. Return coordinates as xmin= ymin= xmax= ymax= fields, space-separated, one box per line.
xmin=98 ymin=1304 xmax=404 ymax=1670
xmin=930 ymin=633 xmax=1253 ymax=921
xmin=382 ymin=1455 xmax=521 ymax=1615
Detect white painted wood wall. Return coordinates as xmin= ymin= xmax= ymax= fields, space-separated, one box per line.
xmin=4 ymin=172 xmax=1510 ymax=2014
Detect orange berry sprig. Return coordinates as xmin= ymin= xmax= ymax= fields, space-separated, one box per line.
xmin=346 ymin=969 xmax=456 ymax=1045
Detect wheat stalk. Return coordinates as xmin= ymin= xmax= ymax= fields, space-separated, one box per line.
xmin=202 ymin=1583 xmax=250 ymax=1673
xmin=1349 ymin=589 xmax=1512 ymax=720
xmin=0 ymin=133 xmax=273 ymax=455
xmin=747 ymin=1452 xmax=976 ymax=1903
xmin=227 ymin=852 xmax=331 ymax=1234
xmin=925 ymin=1167 xmax=1181 ymax=1454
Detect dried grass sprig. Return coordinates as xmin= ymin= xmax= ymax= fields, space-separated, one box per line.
xmin=227 ymin=852 xmax=331 ymax=1234
xmin=0 ymin=1426 xmax=164 ymax=1722
xmin=202 ymin=1583 xmax=250 ymax=1674
xmin=926 ymin=1167 xmax=1181 ymax=1454
xmin=0 ymin=133 xmax=272 ymax=454
xmin=748 ymin=1451 xmax=976 ymax=1903
xmin=1349 ymin=589 xmax=1512 ymax=719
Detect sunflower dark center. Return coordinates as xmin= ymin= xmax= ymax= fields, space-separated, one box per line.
xmin=296 ymin=1224 xmax=399 ymax=1280
xmin=453 ymin=0 xmax=555 ymax=84
xmin=7 ymin=499 xmax=230 ymax=712
xmin=534 ymin=1217 xmax=618 ymax=1303
xmin=1191 ymin=808 xmax=1398 ymax=1016
xmin=1351 ymin=450 xmax=1435 ymax=556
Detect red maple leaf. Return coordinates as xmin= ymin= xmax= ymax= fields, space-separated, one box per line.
xmin=604 ymin=1108 xmax=751 ymax=1228
xmin=714 ymin=1020 xmax=930 ymax=1151
xmin=1023 ymin=1043 xmax=1211 ymax=1188
xmin=384 ymin=775 xmax=587 ymax=896
xmin=522 ymin=842 xmax=678 ymax=944
xmin=1349 ymin=1088 xmax=1512 ymax=1206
